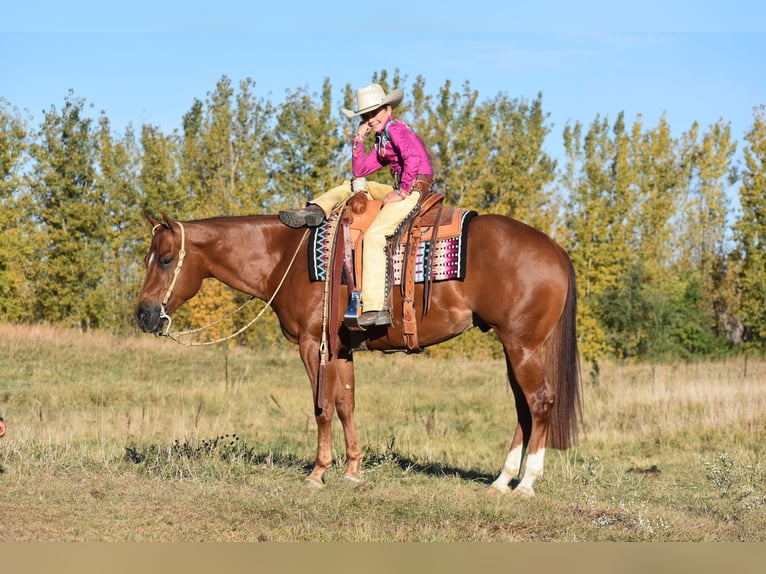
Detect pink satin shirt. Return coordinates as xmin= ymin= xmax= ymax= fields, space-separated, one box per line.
xmin=351 ymin=117 xmax=433 ymax=195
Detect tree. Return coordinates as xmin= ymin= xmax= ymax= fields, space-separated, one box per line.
xmin=28 ymin=92 xmax=109 ymax=329
xmin=485 ymin=92 xmax=557 ymax=232
xmin=561 ymin=114 xmax=640 ymax=358
xmin=171 ymin=77 xmax=279 ymax=339
xmin=139 ymin=123 xmax=185 ymax=217
xmin=733 ymin=106 xmax=766 ymax=349
xmin=178 ymin=76 xmax=275 ymax=217
xmin=0 ymin=99 xmax=35 ymax=321
xmin=676 ymin=120 xmax=737 ymax=345
xmin=268 ymin=77 xmax=345 ymax=209
xmin=425 ymin=79 xmax=493 ymax=209
xmin=632 ymin=115 xmax=683 ymax=285
xmin=94 ymin=114 xmax=143 ymax=332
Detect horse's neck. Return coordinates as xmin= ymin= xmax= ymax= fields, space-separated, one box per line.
xmin=199 ymin=217 xmax=302 ymax=298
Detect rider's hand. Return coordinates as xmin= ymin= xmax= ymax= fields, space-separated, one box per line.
xmin=357 ymin=122 xmax=372 ymax=138
xmin=383 ymin=191 xmax=403 ymax=204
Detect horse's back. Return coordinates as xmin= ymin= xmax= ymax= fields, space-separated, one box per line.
xmin=465 ymin=213 xmax=570 ymax=275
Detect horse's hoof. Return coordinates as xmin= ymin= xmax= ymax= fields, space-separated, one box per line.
xmin=302 ymin=477 xmax=325 ymax=489
xmin=486 ymin=485 xmax=510 ymax=496
xmin=510 ymin=485 xmax=535 ymax=498
xmin=342 ymin=474 xmax=365 ymax=487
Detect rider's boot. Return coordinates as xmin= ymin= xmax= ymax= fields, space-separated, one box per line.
xmin=278 ymin=204 xmax=326 ymax=228
xmin=357 ymin=310 xmax=391 ymax=328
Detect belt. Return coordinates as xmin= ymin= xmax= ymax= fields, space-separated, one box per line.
xmin=411 ymin=174 xmax=434 ymax=196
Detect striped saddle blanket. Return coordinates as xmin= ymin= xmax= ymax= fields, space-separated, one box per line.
xmin=308 ymin=203 xmax=476 ymax=285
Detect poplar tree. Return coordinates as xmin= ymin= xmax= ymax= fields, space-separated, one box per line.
xmin=485 ymin=91 xmax=557 ymax=232
xmin=139 ymin=123 xmax=185 ymax=217
xmin=562 ymin=114 xmax=638 ymax=358
xmin=94 ymin=115 xmax=142 ymax=332
xmin=676 ymin=120 xmax=737 ymax=349
xmin=174 ymin=77 xmax=278 ymax=340
xmin=269 ymin=77 xmax=344 ymax=209
xmin=29 ymin=92 xmax=105 ymax=329
xmin=0 ymin=100 xmax=34 ymax=321
xmin=424 ymin=79 xmax=493 ymax=210
xmin=231 ymin=77 xmax=275 ymax=212
xmin=733 ymin=106 xmax=766 ymax=348
xmin=178 ymin=76 xmax=274 ymax=218
xmin=633 ymin=115 xmax=682 ymax=283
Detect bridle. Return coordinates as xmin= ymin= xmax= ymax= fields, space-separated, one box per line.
xmin=150 ymin=221 xmax=309 ymax=345
xmin=152 ymin=221 xmax=186 ymax=337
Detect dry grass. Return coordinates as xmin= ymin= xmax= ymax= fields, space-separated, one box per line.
xmin=1 ymin=323 xmax=765 ymax=541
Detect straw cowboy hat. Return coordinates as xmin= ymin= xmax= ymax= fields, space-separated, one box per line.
xmin=341 ymin=83 xmax=404 ymax=118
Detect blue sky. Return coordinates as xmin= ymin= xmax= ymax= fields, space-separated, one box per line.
xmin=2 ymin=1 xmax=765 ymax=186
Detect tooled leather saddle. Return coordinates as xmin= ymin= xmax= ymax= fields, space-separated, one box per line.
xmin=310 ymin=192 xmax=476 ymax=353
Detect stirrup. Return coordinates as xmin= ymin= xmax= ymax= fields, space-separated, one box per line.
xmin=343 ymin=292 xmax=364 ymax=331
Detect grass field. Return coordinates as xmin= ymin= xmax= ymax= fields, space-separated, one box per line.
xmin=1 ymin=323 xmax=764 ymax=541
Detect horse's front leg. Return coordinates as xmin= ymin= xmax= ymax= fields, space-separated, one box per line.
xmin=332 ymin=351 xmax=363 ymax=484
xmin=303 ymin=348 xmax=362 ymax=487
xmin=306 ymin=407 xmax=335 ymax=488
xmin=300 ymin=340 xmax=335 ymax=488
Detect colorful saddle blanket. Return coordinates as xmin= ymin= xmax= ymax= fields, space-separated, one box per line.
xmin=308 ymin=207 xmax=476 ymax=285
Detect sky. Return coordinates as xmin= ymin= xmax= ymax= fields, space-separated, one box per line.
xmin=2 ymin=1 xmax=765 ymax=200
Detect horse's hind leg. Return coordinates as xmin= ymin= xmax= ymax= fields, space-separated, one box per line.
xmin=488 ymin=422 xmax=526 ymax=495
xmin=489 ymin=346 xmax=552 ymax=497
xmin=489 ymin=362 xmax=531 ymax=494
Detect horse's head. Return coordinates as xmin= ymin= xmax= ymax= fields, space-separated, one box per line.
xmin=135 ymin=213 xmax=204 ymax=334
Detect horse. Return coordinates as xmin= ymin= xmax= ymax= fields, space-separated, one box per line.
xmin=135 ymin=211 xmax=582 ymax=497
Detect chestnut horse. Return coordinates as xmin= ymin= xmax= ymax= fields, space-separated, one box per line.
xmin=135 ymin=211 xmax=581 ymax=497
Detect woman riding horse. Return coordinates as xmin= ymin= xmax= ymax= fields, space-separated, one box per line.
xmin=279 ymin=83 xmax=434 ymax=328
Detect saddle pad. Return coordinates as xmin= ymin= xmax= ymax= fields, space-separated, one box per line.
xmin=307 ymin=210 xmax=341 ymax=283
xmin=309 ymin=209 xmax=476 ymax=285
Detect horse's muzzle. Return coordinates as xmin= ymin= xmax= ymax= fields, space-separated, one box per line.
xmin=135 ymin=303 xmax=166 ymax=334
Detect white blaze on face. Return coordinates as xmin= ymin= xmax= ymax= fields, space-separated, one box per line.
xmin=148 ymin=251 xmax=156 ymax=268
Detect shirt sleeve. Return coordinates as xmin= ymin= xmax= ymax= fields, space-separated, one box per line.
xmin=351 ymin=136 xmax=384 ymax=178
xmin=387 ymin=122 xmax=429 ymax=193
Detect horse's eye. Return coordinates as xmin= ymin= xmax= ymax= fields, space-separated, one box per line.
xmin=159 ymin=257 xmax=173 ymax=270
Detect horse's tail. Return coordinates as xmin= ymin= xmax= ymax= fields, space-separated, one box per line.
xmin=546 ymin=257 xmax=583 ymax=450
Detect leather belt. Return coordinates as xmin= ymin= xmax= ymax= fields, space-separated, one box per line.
xmin=411 ymin=174 xmax=434 ymax=201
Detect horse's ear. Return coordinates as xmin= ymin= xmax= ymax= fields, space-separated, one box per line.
xmin=145 ymin=213 xmax=160 ymax=228
xmin=161 ymin=213 xmax=175 ymax=231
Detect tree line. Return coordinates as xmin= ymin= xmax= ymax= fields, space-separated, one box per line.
xmin=1 ymin=69 xmax=764 ymax=361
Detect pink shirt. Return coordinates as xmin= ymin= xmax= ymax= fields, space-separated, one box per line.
xmin=351 ymin=117 xmax=433 ymax=195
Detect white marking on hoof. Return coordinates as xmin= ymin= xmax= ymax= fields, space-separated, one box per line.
xmin=515 ymin=449 xmax=545 ymax=495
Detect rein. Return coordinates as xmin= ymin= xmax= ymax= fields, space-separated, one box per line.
xmin=155 ymin=222 xmax=310 ymax=346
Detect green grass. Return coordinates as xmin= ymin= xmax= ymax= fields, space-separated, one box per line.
xmin=1 ymin=323 xmax=765 ymax=541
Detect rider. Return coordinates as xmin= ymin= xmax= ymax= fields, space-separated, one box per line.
xmin=278 ymin=83 xmax=434 ymax=328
